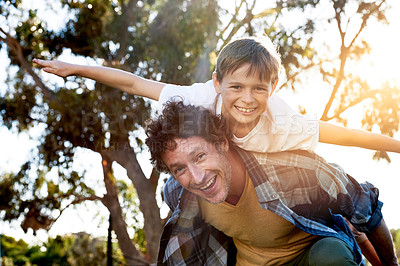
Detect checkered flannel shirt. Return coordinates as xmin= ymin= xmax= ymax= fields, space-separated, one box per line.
xmin=157 ymin=149 xmax=383 ymax=265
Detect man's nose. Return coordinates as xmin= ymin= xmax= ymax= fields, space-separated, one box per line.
xmin=188 ymin=164 xmax=205 ymax=184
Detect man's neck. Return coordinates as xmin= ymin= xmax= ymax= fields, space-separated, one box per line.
xmin=225 ymin=147 xmax=247 ymax=205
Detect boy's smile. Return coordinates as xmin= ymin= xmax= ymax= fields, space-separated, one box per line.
xmin=213 ymin=63 xmax=277 ymax=138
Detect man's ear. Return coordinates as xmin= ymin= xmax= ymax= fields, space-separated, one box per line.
xmin=215 ymin=138 xmax=229 ymax=153
xmin=212 ymin=72 xmax=221 ymax=94
xmin=270 ymin=78 xmax=279 ymax=96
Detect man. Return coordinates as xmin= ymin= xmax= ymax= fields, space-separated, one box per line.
xmin=145 ymin=100 xmax=398 ymax=265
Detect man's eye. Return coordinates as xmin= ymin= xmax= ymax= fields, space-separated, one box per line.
xmin=255 ymin=87 xmax=267 ymax=91
xmin=196 ymin=153 xmax=206 ymax=161
xmin=174 ymin=167 xmax=184 ymax=175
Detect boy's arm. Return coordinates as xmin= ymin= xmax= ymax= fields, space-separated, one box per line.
xmin=366 ymin=219 xmax=399 ymax=265
xmin=318 ymin=121 xmax=400 ymax=153
xmin=33 ymin=59 xmax=166 ymax=100
xmin=358 ymin=239 xmax=383 ymax=266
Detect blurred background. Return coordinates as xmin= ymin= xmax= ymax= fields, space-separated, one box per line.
xmin=1 ymin=0 xmax=399 ymax=264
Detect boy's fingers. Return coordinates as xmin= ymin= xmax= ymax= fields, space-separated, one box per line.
xmin=33 ymin=58 xmax=49 ymax=66
xmin=43 ymin=67 xmax=53 ymax=73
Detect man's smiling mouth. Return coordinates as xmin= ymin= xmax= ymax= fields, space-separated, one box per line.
xmin=200 ymin=176 xmax=216 ymax=191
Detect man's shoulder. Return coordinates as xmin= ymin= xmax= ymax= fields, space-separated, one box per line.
xmin=164 ymin=176 xmax=183 ymax=211
xmin=159 ymin=80 xmax=217 ymax=111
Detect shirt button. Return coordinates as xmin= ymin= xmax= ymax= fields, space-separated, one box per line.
xmin=271 ymin=194 xmax=277 ymax=199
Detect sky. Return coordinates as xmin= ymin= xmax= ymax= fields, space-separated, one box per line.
xmin=1 ymin=0 xmax=400 ymax=245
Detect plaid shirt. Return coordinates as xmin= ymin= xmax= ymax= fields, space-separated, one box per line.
xmin=157 ymin=149 xmax=382 ymax=265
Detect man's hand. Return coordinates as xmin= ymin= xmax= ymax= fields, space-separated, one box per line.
xmin=33 ymin=59 xmax=75 ymax=78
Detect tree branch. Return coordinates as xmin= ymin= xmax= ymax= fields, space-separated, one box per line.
xmin=321 ymin=1 xmax=387 ymax=121
xmin=114 ymin=0 xmax=138 ymax=62
xmin=279 ymin=60 xmax=320 ymax=91
xmin=53 ymin=194 xmax=103 ymax=223
xmin=218 ymin=0 xmax=248 ymax=52
xmin=0 ymin=27 xmax=58 ymax=104
xmin=326 ymin=89 xmax=380 ymax=121
xmin=348 ymin=1 xmax=386 ymax=49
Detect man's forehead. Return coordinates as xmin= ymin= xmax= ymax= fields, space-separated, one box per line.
xmin=166 ymin=137 xmax=212 ymax=154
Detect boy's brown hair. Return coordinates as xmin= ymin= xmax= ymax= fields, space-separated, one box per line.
xmin=215 ymin=36 xmax=281 ymax=84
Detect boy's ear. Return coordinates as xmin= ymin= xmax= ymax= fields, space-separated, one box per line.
xmin=270 ymin=78 xmax=279 ymax=96
xmin=220 ymin=137 xmax=229 ymax=152
xmin=212 ymin=72 xmax=221 ymax=94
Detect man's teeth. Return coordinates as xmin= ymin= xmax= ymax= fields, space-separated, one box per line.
xmin=236 ymin=106 xmax=255 ymax=113
xmin=200 ymin=177 xmax=215 ymax=190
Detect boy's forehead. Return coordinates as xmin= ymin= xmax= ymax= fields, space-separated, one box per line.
xmin=227 ymin=63 xmax=271 ymax=84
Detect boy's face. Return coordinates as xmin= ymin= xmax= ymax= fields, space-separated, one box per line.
xmin=213 ymin=63 xmax=277 ymax=137
xmin=161 ymin=136 xmax=232 ymax=204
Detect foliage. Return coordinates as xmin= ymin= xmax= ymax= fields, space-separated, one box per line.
xmin=0 ymin=164 xmax=97 ymax=233
xmin=116 ymin=179 xmax=146 ymax=253
xmin=1 ymin=234 xmax=32 ymax=265
xmin=391 ymin=229 xmax=400 ymax=264
xmin=0 ymin=233 xmax=125 ymax=265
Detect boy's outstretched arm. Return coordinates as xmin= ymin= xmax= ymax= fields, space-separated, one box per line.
xmin=318 ymin=121 xmax=400 ymax=153
xmin=33 ymin=59 xmax=166 ymax=100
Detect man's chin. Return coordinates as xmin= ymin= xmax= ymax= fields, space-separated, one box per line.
xmin=202 ymin=193 xmax=227 ymax=205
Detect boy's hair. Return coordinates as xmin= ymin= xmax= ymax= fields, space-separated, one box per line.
xmin=145 ymin=99 xmax=232 ymax=173
xmin=215 ymin=36 xmax=281 ymax=84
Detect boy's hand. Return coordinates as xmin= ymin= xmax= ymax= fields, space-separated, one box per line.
xmin=33 ymin=59 xmax=74 ymax=77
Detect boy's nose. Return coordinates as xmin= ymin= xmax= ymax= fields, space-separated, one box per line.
xmin=241 ymin=89 xmax=255 ymax=103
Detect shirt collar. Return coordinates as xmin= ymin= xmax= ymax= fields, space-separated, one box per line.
xmin=233 ymin=147 xmax=279 ymax=202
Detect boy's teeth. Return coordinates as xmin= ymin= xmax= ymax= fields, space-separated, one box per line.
xmin=236 ymin=107 xmax=255 ymax=113
xmin=200 ymin=177 xmax=215 ymax=190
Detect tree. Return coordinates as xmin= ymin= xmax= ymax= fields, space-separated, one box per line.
xmin=0 ymin=0 xmax=398 ymax=264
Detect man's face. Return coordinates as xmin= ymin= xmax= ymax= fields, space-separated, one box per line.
xmin=161 ymin=136 xmax=232 ymax=204
xmin=213 ymin=63 xmax=276 ymax=137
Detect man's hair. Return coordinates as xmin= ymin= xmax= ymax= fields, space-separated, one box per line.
xmin=145 ymin=100 xmax=232 ymax=173
xmin=215 ymin=36 xmax=281 ymax=84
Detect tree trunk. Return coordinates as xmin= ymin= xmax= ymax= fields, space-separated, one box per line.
xmin=103 ymin=140 xmax=163 ymax=263
xmin=107 ymin=214 xmax=113 ymax=266
xmin=101 ymin=156 xmax=149 ymax=265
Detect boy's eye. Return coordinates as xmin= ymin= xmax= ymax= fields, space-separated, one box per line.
xmin=231 ymin=85 xmax=241 ymax=90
